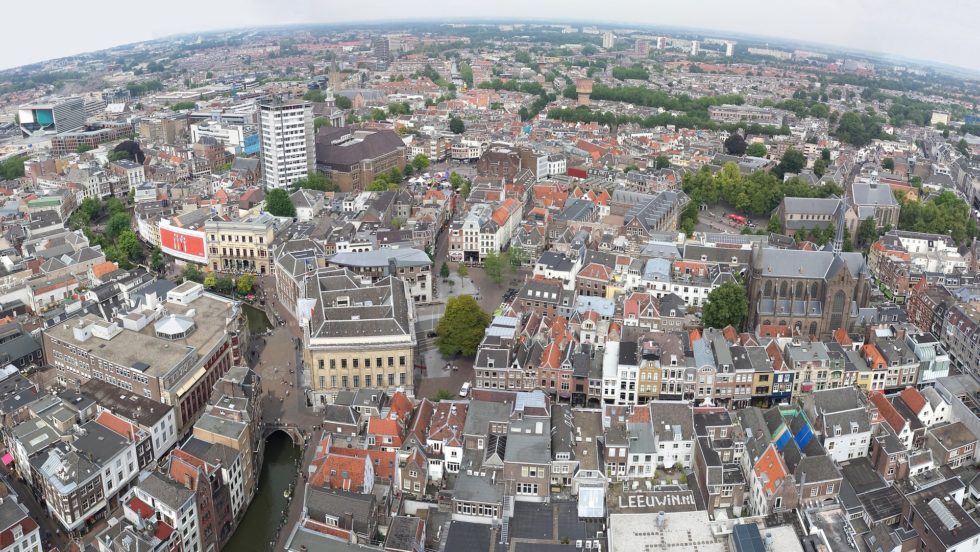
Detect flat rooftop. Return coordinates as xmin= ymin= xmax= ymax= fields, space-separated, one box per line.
xmin=45 ymin=291 xmax=237 ymax=383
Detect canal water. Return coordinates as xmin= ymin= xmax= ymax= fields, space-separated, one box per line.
xmin=224 ymin=432 xmax=301 ymax=551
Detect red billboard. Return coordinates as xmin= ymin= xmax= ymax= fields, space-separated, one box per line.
xmin=159 ymin=224 xmax=207 ymax=264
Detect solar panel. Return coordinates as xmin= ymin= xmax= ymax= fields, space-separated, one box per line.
xmin=928 ymin=497 xmax=960 ymax=531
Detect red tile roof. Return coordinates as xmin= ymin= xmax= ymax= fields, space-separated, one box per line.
xmin=754 ymin=444 xmax=788 ymax=495
xmin=869 ymin=392 xmax=906 ymax=434
xmin=95 ymin=411 xmax=139 ymax=442
xmin=899 ymin=387 xmax=927 ymax=415
xmin=310 ymin=453 xmax=369 ymax=491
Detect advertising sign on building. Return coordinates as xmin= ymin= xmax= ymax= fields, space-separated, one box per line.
xmin=159 ymin=222 xmax=207 ymax=264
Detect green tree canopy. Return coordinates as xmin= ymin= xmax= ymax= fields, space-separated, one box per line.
xmin=183 ymin=265 xmax=203 ymax=283
xmin=813 ymin=158 xmax=828 ymax=177
xmin=313 ymin=116 xmax=330 ymax=131
xmin=449 ymin=115 xmax=465 ymax=134
xmin=264 ymin=188 xmax=296 ymax=217
xmin=436 ymin=295 xmax=490 ymax=357
xmin=0 ymin=155 xmax=27 ymax=180
xmin=440 ymin=262 xmax=450 ymax=279
xmin=774 ymin=148 xmax=806 ymax=179
xmin=701 ymin=281 xmax=748 ymax=329
xmin=203 ymin=271 xmax=217 ymax=289
xmin=654 ymin=155 xmax=671 ymax=169
xmin=724 ymin=133 xmax=747 ymax=156
xmin=171 ymin=101 xmax=196 ymax=111
xmin=237 ymin=273 xmax=256 ymax=294
xmin=104 ymin=212 xmax=132 ymax=241
xmin=483 ymin=252 xmax=503 ymax=285
xmin=746 ymin=143 xmax=767 ymax=158
xmin=898 ymin=191 xmax=978 ymax=245
xmin=334 ymin=95 xmax=353 ymax=109
xmin=292 ymin=172 xmax=339 ymax=192
xmin=303 ymin=89 xmax=325 ymax=102
xmin=412 ymin=154 xmax=430 ymax=171
xmin=882 ymin=157 xmax=895 ymax=171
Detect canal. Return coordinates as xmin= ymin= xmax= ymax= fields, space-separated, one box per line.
xmin=224 ymin=432 xmax=301 ymax=551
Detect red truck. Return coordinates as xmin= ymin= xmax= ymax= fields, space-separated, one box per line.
xmin=727 ymin=213 xmax=748 ymax=225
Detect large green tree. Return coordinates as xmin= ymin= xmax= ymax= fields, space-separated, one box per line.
xmin=104 ymin=212 xmax=132 ymax=241
xmin=264 ymin=188 xmax=296 ymax=217
xmin=436 ymin=295 xmax=490 ymax=357
xmin=449 ymin=116 xmax=465 ymax=134
xmin=483 ymin=252 xmax=503 ymax=285
xmin=412 ymin=154 xmax=430 ymax=171
xmin=746 ymin=143 xmax=767 ymax=158
xmin=774 ymin=148 xmax=806 ymax=178
xmin=334 ymin=95 xmax=353 ymax=109
xmin=724 ymin=133 xmax=747 ymax=156
xmin=701 ymin=281 xmax=748 ymax=330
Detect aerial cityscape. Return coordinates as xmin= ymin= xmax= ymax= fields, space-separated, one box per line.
xmin=1 ymin=7 xmax=980 ymax=552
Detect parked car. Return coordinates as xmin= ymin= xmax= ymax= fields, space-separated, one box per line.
xmin=459 ymin=382 xmax=472 ymax=397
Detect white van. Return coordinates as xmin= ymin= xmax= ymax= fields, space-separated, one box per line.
xmin=459 ymin=382 xmax=472 ymax=397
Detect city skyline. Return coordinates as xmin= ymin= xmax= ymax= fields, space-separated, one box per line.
xmin=1 ymin=0 xmax=978 ymax=74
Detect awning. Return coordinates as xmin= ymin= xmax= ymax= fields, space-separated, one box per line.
xmin=2 ymin=453 xmax=13 ymax=466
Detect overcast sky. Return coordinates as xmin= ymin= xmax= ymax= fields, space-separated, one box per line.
xmin=1 ymin=0 xmax=977 ymax=72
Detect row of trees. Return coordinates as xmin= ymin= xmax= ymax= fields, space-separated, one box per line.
xmin=898 ymin=190 xmax=977 ymax=245
xmin=547 ymin=106 xmax=790 ymax=136
xmin=682 ymin=161 xmax=843 ymax=217
xmin=611 ymin=65 xmax=650 ymax=81
xmin=204 ymin=272 xmax=255 ymax=295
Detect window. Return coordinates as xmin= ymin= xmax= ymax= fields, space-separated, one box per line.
xmin=810 ymin=487 xmax=818 ymax=497
xmin=826 ymin=484 xmax=834 ymax=493
xmin=330 ymin=359 xmax=336 ymax=369
xmin=516 ymin=483 xmax=538 ymax=495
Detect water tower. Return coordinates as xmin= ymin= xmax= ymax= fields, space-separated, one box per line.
xmin=576 ymin=79 xmax=593 ymax=107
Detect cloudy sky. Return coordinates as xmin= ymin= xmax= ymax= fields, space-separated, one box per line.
xmin=1 ymin=0 xmax=976 ymax=72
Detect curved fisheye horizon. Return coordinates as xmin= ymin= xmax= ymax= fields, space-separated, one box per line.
xmin=0 ymin=0 xmax=978 ymax=74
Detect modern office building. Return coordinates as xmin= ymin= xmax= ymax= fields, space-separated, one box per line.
xmin=18 ymin=97 xmax=86 ymax=136
xmin=258 ymin=98 xmax=314 ymax=189
xmin=191 ymin=121 xmax=260 ymax=155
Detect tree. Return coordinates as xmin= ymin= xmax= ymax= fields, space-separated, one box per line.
xmin=449 ymin=115 xmax=465 ymax=134
xmin=292 ymin=172 xmax=338 ymax=192
xmin=105 ymin=212 xmax=132 ymax=241
xmin=203 ymin=271 xmax=217 ymax=289
xmin=151 ymin=246 xmax=165 ymax=273
xmin=440 ymin=262 xmax=450 ymax=279
xmin=216 ymin=276 xmax=234 ymax=293
xmin=483 ymin=252 xmax=503 ymax=285
xmin=313 ymin=116 xmax=330 ymax=131
xmin=457 ymin=263 xmax=468 ymax=279
xmin=183 ymin=265 xmax=203 ymax=283
xmin=0 ymin=155 xmax=27 ymax=180
xmin=767 ymin=214 xmax=783 ymax=234
xmin=746 ymin=143 xmax=767 ymax=157
xmin=334 ymin=95 xmax=352 ymax=109
xmin=724 ymin=133 xmax=747 ymax=156
xmin=370 ymin=108 xmax=387 ymax=121
xmin=509 ymin=247 xmax=527 ymax=269
xmin=701 ymin=282 xmax=748 ymax=329
xmin=170 ymin=101 xmax=196 ymax=111
xmin=108 ymin=150 xmax=131 ymax=163
xmin=813 ymin=158 xmax=828 ymax=177
xmin=366 ymin=179 xmax=399 ymax=192
xmin=654 ymin=155 xmax=671 ymax=169
xmin=264 ymin=188 xmax=296 ymax=217
xmin=105 ymin=197 xmax=126 ymax=216
xmin=76 ymin=144 xmax=95 ymax=154
xmin=434 ymin=389 xmax=453 ymax=402
xmin=303 ymin=89 xmax=325 ymax=103
xmin=774 ymin=148 xmax=806 ymax=179
xmin=448 ymin=172 xmax=465 ymax=189
xmin=857 ymin=217 xmax=878 ymax=249
xmin=957 ymin=139 xmax=970 ymax=157
xmin=116 ymin=231 xmax=142 ymax=262
xmin=436 ymin=295 xmax=490 ymax=357
xmin=910 ymin=175 xmax=923 ymax=188
xmin=821 ymin=148 xmax=831 ymax=161
xmin=387 ymin=166 xmax=402 ymax=183
xmin=412 ymin=154 xmax=430 ymax=171
xmin=882 ymin=158 xmax=895 ymax=171
xmin=237 ymin=273 xmax=256 ymax=295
